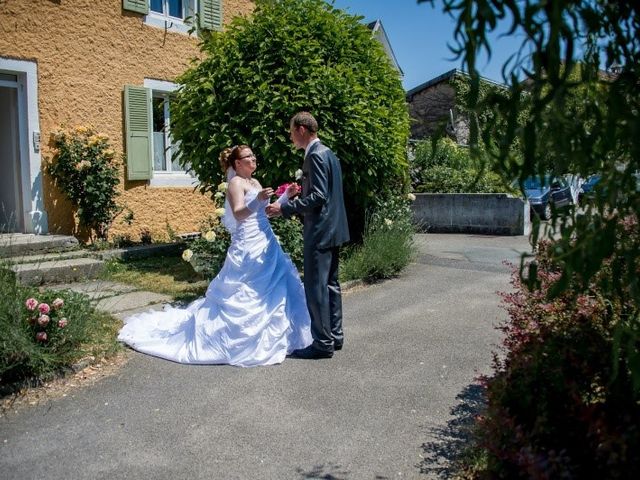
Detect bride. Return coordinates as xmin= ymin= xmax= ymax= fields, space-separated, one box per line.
xmin=118 ymin=145 xmax=313 ymax=366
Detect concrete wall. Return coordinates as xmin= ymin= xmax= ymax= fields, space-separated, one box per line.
xmin=0 ymin=0 xmax=255 ymax=242
xmin=411 ymin=193 xmax=530 ymax=236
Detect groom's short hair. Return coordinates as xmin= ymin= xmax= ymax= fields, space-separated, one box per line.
xmin=291 ymin=111 xmax=318 ymax=133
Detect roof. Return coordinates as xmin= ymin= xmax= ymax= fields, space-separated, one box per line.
xmin=367 ymin=19 xmax=403 ymax=76
xmin=406 ymin=68 xmax=506 ymax=98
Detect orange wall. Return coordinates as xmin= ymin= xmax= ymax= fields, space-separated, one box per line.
xmin=0 ymin=0 xmax=254 ymax=241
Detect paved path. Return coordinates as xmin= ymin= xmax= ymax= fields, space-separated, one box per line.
xmin=0 ymin=234 xmax=531 ymax=480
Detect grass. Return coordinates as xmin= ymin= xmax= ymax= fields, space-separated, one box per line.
xmin=102 ymin=255 xmax=208 ymax=303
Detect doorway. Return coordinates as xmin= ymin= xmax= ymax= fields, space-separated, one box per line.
xmin=0 ymin=74 xmax=24 ymax=232
xmin=0 ymin=57 xmax=47 ymax=234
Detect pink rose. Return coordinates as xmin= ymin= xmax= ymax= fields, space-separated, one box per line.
xmin=37 ymin=314 xmax=50 ymax=327
xmin=52 ymin=298 xmax=64 ymax=309
xmin=58 ymin=318 xmax=68 ymax=329
xmin=36 ymin=331 xmax=47 ymax=342
xmin=38 ymin=303 xmax=50 ymax=314
xmin=25 ymin=298 xmax=38 ymax=311
xmin=275 ymin=183 xmax=293 ymax=196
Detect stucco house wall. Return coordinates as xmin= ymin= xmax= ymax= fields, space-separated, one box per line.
xmin=0 ymin=0 xmax=254 ymax=241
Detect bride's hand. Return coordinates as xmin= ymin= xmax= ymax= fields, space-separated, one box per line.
xmin=286 ymin=183 xmax=301 ymax=198
xmin=258 ymin=187 xmax=274 ymax=200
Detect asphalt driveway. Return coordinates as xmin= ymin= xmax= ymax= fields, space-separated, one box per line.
xmin=0 ymin=233 xmax=532 ymax=480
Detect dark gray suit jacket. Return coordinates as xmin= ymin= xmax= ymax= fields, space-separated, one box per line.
xmin=281 ymin=141 xmax=350 ymax=249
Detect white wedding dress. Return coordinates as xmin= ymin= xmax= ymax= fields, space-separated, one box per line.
xmin=118 ymin=189 xmax=312 ymax=367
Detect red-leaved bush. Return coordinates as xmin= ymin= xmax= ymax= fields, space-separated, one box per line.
xmin=472 ymin=215 xmax=640 ymax=479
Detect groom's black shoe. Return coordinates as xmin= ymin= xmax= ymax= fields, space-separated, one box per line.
xmin=289 ymin=345 xmax=333 ymax=359
xmin=334 ymin=342 xmax=343 ymax=351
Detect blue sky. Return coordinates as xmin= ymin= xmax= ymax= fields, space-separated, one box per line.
xmin=328 ymin=0 xmax=517 ymax=91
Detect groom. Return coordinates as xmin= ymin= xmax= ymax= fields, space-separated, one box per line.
xmin=266 ymin=111 xmax=350 ymax=359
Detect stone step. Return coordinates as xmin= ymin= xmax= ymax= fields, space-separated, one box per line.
xmin=3 ymin=249 xmax=93 ymax=265
xmin=10 ymin=257 xmax=105 ymax=286
xmin=95 ymin=291 xmax=172 ymax=315
xmin=0 ymin=233 xmax=79 ymax=258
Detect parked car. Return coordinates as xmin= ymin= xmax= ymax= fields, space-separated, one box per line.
xmin=578 ymin=174 xmax=602 ymax=203
xmin=523 ymin=175 xmax=574 ymax=220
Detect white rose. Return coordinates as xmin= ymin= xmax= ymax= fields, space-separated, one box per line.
xmin=384 ymin=218 xmax=393 ymax=226
xmin=215 ymin=208 xmax=226 ymax=217
xmin=295 ymin=169 xmax=303 ymax=180
xmin=181 ymin=249 xmax=194 ymax=262
xmin=214 ymin=191 xmax=224 ymax=199
xmin=204 ymin=230 xmax=216 ymax=242
xmin=407 ymin=193 xmax=416 ymax=201
xmin=217 ymin=182 xmax=228 ymax=193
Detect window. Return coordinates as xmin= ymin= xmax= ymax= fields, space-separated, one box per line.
xmin=152 ymin=94 xmax=182 ymax=173
xmin=150 ymin=0 xmax=186 ymax=20
xmin=122 ymin=0 xmax=223 ymax=32
xmin=146 ymin=0 xmax=195 ymax=34
xmin=124 ymin=80 xmax=196 ymax=187
xmin=145 ymin=80 xmax=195 ymax=186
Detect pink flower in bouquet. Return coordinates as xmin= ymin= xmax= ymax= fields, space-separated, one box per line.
xmin=38 ymin=303 xmax=51 ymax=314
xmin=276 ymin=182 xmax=300 ymax=197
xmin=52 ymin=298 xmax=64 ymax=309
xmin=25 ymin=298 xmax=38 ymax=311
xmin=38 ymin=314 xmax=50 ymax=327
xmin=36 ymin=331 xmax=47 ymax=342
xmin=275 ymin=183 xmax=292 ymax=196
xmin=58 ymin=318 xmax=68 ymax=328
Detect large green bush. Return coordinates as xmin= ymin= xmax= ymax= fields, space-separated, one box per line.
xmin=172 ymin=0 xmax=410 ymax=239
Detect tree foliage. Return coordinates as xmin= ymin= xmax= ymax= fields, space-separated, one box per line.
xmin=420 ymin=0 xmax=640 ymax=475
xmin=418 ymin=0 xmax=640 ymax=348
xmin=172 ymin=0 xmax=410 ymax=239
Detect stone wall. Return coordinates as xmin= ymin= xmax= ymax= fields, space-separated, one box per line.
xmin=0 ymin=0 xmax=255 ymax=242
xmin=407 ymin=76 xmax=470 ymax=145
xmin=411 ymin=193 xmax=530 ymax=236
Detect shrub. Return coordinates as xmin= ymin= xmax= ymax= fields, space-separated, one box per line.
xmin=470 ymin=215 xmax=640 ymax=478
xmin=341 ymin=194 xmax=415 ymax=282
xmin=270 ymin=215 xmax=304 ymax=270
xmin=46 ymin=126 xmax=126 ymax=242
xmin=182 ymin=215 xmax=231 ymax=280
xmin=411 ymin=138 xmax=517 ymax=194
xmin=171 ymin=0 xmax=410 ymax=240
xmin=0 ymin=263 xmax=121 ymax=387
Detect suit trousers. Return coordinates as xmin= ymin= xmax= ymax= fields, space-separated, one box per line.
xmin=303 ymin=245 xmax=343 ymax=352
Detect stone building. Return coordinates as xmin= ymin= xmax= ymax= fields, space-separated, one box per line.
xmin=406 ymin=68 xmax=505 ymax=144
xmin=0 ymin=0 xmax=254 ymax=240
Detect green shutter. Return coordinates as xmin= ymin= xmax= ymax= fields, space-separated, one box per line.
xmin=124 ymin=85 xmax=153 ymax=181
xmin=122 ymin=0 xmax=149 ymax=15
xmin=200 ymin=0 xmax=223 ymax=31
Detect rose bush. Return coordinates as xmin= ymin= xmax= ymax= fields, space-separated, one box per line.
xmin=0 ymin=264 xmax=121 ymax=386
xmin=46 ymin=126 xmax=131 ymax=242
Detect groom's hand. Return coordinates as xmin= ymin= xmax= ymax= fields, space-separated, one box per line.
xmin=266 ymin=202 xmax=282 ymax=218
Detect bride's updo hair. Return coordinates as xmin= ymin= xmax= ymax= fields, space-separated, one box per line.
xmin=219 ymin=144 xmax=250 ymax=172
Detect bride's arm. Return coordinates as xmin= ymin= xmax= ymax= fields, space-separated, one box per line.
xmin=227 ymin=178 xmax=272 ymax=221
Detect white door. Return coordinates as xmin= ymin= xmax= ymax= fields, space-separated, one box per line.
xmin=0 ymin=74 xmax=23 ymax=232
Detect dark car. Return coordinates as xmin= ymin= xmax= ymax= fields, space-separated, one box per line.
xmin=523 ymin=175 xmax=574 ymax=220
xmin=578 ymin=174 xmax=602 ymax=203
